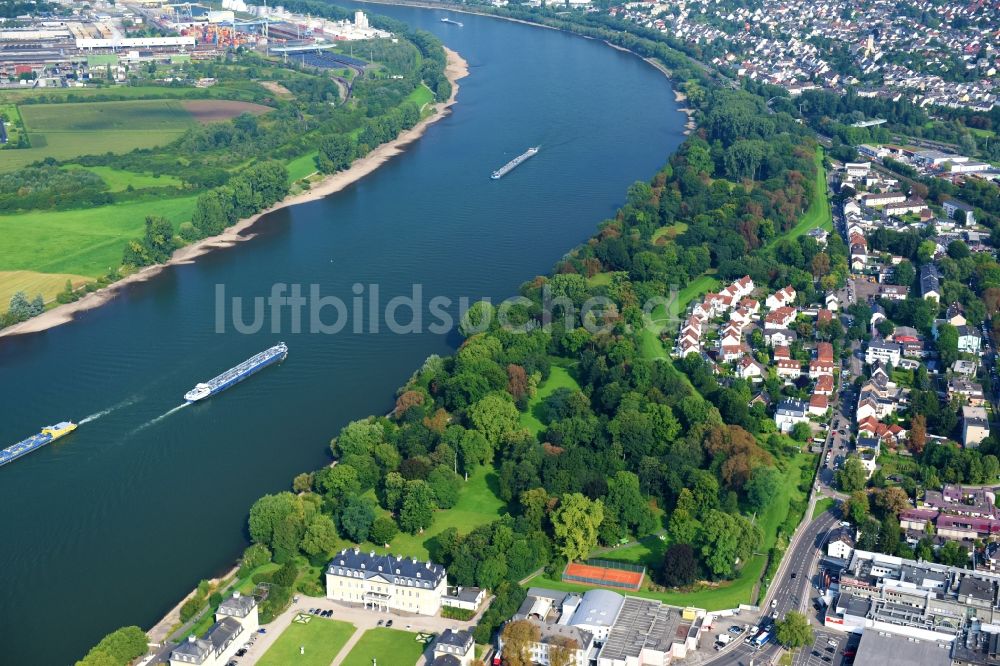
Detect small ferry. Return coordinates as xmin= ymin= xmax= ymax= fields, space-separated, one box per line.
xmin=491 ymin=146 xmax=540 ymax=179
xmin=184 ymin=343 xmax=288 ymax=402
xmin=0 ymin=422 xmax=78 ymax=468
xmin=440 ymin=17 xmax=463 ymax=27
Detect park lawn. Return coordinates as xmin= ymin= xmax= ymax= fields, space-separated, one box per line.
xmin=969 ymin=127 xmax=995 ymax=138
xmin=0 ymin=269 xmax=90 ymax=306
xmin=405 ymin=83 xmax=435 ymax=116
xmin=777 ymin=147 xmax=831 ymax=244
xmin=586 ymin=272 xmax=614 ymax=288
xmin=340 ymin=628 xmax=425 ymax=666
xmin=62 ymin=164 xmax=184 ymax=192
xmin=527 ymin=453 xmax=816 ymax=611
xmin=520 ymin=364 xmax=582 ymax=435
xmin=0 ymin=195 xmax=197 ymax=279
xmin=287 ymin=151 xmax=320 ymax=182
xmin=374 ymin=465 xmax=506 ymax=560
xmin=651 ymin=222 xmax=688 ymax=244
xmin=258 ymin=617 xmax=357 ymax=666
xmin=813 ymin=497 xmax=835 ymax=519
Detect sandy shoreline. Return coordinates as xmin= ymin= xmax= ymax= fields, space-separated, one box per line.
xmin=0 ymin=48 xmax=468 ymax=339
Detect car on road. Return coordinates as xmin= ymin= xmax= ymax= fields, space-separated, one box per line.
xmin=791 ymin=572 xmax=797 ymax=578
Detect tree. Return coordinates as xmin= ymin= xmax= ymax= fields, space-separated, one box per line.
xmin=399 ymin=480 xmax=436 ymax=534
xmin=239 ymin=543 xmax=272 ymax=575
xmin=697 ymin=509 xmax=761 ymax=578
xmin=910 ymin=414 xmax=927 ymax=454
xmin=292 ymin=472 xmax=313 ymax=493
xmin=836 ymin=457 xmax=868 ymax=493
xmin=547 ymin=637 xmax=579 ymax=666
xmin=936 ymin=324 xmax=960 ymax=367
xmin=661 ymin=543 xmax=698 ymax=587
xmin=427 ymin=466 xmax=462 ymax=509
xmin=604 ymin=471 xmax=655 ymax=537
xmin=500 ymin=619 xmax=541 ymax=666
xmin=77 ymin=626 xmax=149 ymax=666
xmin=790 ymin=421 xmax=812 ymax=442
xmin=938 ymin=540 xmax=968 ymax=566
xmin=745 ymin=466 xmax=783 ymax=512
xmin=338 ymin=497 xmax=376 ymax=543
xmin=845 ymin=491 xmax=870 ymax=525
xmin=468 ymin=393 xmax=521 ymax=445
xmin=775 ymin=611 xmax=813 ymax=648
xmin=370 ymin=516 xmax=399 ymax=546
xmin=874 ymin=487 xmax=909 ymax=518
xmin=248 ymin=492 xmax=302 ymax=546
xmin=7 ymin=291 xmax=31 ymax=322
xmin=551 ymin=493 xmax=604 ymax=561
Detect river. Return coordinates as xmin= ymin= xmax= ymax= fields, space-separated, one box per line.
xmin=0 ymin=4 xmax=684 ymax=663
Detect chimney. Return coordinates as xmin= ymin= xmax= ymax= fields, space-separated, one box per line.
xmin=187 ymin=635 xmax=196 ymax=643
xmin=233 ymin=591 xmax=240 ymax=599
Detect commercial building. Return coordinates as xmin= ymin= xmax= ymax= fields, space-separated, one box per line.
xmin=963 ymin=406 xmax=990 ymax=448
xmin=325 ymin=549 xmax=448 ymax=616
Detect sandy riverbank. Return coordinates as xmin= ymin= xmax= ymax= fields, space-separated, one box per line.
xmin=0 ymin=48 xmax=468 ymax=340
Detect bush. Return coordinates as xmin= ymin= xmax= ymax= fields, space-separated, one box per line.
xmin=76 ymin=625 xmax=149 ymax=666
xmin=272 ymin=561 xmax=299 ymax=588
xmin=179 ymin=595 xmax=206 ymax=623
xmin=441 ymin=606 xmax=476 ymax=621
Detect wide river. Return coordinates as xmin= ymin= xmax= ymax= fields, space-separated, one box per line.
xmin=0 ymin=4 xmax=684 ymax=663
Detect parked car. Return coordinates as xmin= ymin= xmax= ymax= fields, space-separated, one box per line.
xmin=386 ymin=620 xmax=393 ymax=627
xmin=377 ymin=619 xmax=384 ymax=626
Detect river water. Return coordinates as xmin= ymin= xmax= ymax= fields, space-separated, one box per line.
xmin=0 ymin=4 xmax=684 ymax=663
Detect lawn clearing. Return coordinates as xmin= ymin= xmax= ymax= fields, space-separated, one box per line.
xmin=0 ymin=269 xmax=90 ymax=306
xmin=0 ymin=195 xmax=197 ymax=279
xmin=652 ymin=222 xmax=687 ymax=244
xmin=257 ymin=618 xmax=356 ymax=666
xmin=586 ymin=272 xmax=614 ymax=288
xmin=405 ymin=84 xmax=435 ymax=116
xmin=62 ymin=164 xmax=184 ymax=192
xmin=339 ymin=628 xmax=426 ymax=666
xmin=382 ymin=464 xmax=506 ymax=560
xmin=181 ymin=99 xmax=273 ymax=123
xmin=286 ymin=151 xmax=320 ymax=182
xmin=520 ymin=364 xmax=582 ymax=435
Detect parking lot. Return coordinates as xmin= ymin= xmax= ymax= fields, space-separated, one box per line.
xmin=793 ymin=630 xmax=851 ymax=666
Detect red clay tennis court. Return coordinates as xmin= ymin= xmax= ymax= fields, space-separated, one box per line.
xmin=562 ymin=559 xmax=645 ymax=591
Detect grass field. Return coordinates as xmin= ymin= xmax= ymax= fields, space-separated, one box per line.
xmin=652 ymin=222 xmax=688 ymax=244
xmin=63 ymin=164 xmax=184 ymax=192
xmin=519 ymin=364 xmax=582 ymax=435
xmin=813 ymin=497 xmax=836 ymax=519
xmin=0 ymin=195 xmax=197 ymax=280
xmin=778 ymin=148 xmax=831 ymax=244
xmin=969 ymin=127 xmax=995 ymax=138
xmin=526 ymin=453 xmax=815 ymax=610
xmin=258 ymin=618 xmax=356 ymax=666
xmin=1 ymin=103 xmax=24 ymax=146
xmin=406 ymin=84 xmax=435 ymax=116
xmin=1 ymin=100 xmax=196 ymax=171
xmin=0 ymin=269 xmax=90 ymax=306
xmin=373 ymin=465 xmax=507 ymax=560
xmin=340 ymin=628 xmax=425 ymax=666
xmin=586 ymin=272 xmax=614 ymax=288
xmin=286 ymin=151 xmax=320 ymax=182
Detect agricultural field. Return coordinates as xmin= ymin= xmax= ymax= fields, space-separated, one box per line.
xmin=257 ymin=617 xmax=356 ymax=666
xmin=339 ymin=628 xmax=426 ymax=666
xmin=1 ymin=100 xmax=198 ymax=172
xmin=0 ymin=195 xmax=197 ymax=288
xmin=0 ymin=103 xmax=25 ymax=147
xmin=0 ymin=270 xmax=90 ymax=309
xmin=181 ymin=99 xmax=273 ymax=124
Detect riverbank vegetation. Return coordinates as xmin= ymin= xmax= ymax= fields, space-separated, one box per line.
xmin=0 ymin=14 xmax=453 ymax=325
xmin=77 ymin=4 xmax=843 ymax=662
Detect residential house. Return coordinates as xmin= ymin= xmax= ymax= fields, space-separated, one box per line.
xmin=766 ymin=285 xmax=796 ymax=311
xmin=431 ymin=629 xmax=476 ymax=666
xmin=963 ymin=406 xmax=990 ymax=448
xmin=816 ymin=342 xmax=834 ymax=362
xmin=862 ymin=192 xmax=907 ymax=207
xmin=776 ymin=359 xmax=802 ymax=381
xmin=957 ymin=326 xmax=983 ymax=355
xmin=952 ymin=360 xmax=978 ymax=377
xmin=827 ymin=528 xmax=855 ymax=560
xmin=737 ymin=355 xmax=765 ymax=382
xmin=809 ymin=394 xmax=829 ymax=416
xmin=815 ymin=375 xmax=835 ymax=396
xmin=879 ymin=284 xmax=909 ymax=300
xmin=764 ymin=328 xmax=797 ymax=347
xmin=169 ymin=593 xmax=259 ymax=666
xmin=943 ymin=199 xmax=976 ymax=226
xmin=949 ymin=378 xmax=986 ymax=406
xmin=865 ymin=339 xmax=902 ymax=366
xmin=764 ymin=306 xmax=797 ymax=329
xmin=921 ymin=265 xmax=942 ymax=302
xmin=810 ymin=359 xmax=835 ymax=379
xmin=442 ymin=587 xmax=485 ymax=612
xmin=775 ymin=398 xmax=809 ymax=433
xmin=774 ymin=345 xmax=791 ymax=361
xmin=826 ymin=292 xmax=840 ymax=311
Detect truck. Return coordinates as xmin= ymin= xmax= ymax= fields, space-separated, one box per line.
xmin=716 ymin=634 xmax=731 ymax=645
xmin=753 ymin=631 xmax=771 ymax=649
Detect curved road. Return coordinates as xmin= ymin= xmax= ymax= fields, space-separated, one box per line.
xmin=707 ymin=509 xmax=840 ymax=666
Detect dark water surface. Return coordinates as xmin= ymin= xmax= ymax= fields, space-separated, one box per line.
xmin=0 ymin=4 xmax=684 ymax=663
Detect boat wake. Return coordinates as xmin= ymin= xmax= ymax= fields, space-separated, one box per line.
xmin=78 ymin=396 xmax=140 ymax=425
xmin=131 ymin=403 xmax=189 ymax=434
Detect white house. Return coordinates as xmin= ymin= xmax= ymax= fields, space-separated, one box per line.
xmin=431 ymin=629 xmax=476 ymax=666
xmin=737 ymin=356 xmax=765 ymax=382
xmin=827 ymin=528 xmax=855 ymax=560
xmin=775 ymin=399 xmax=809 ymax=433
xmin=957 ymin=326 xmax=983 ymax=355
xmin=865 ymin=340 xmax=901 ymax=366
xmin=170 ymin=593 xmax=259 ymax=666
xmin=766 ymin=286 xmax=796 ymax=311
